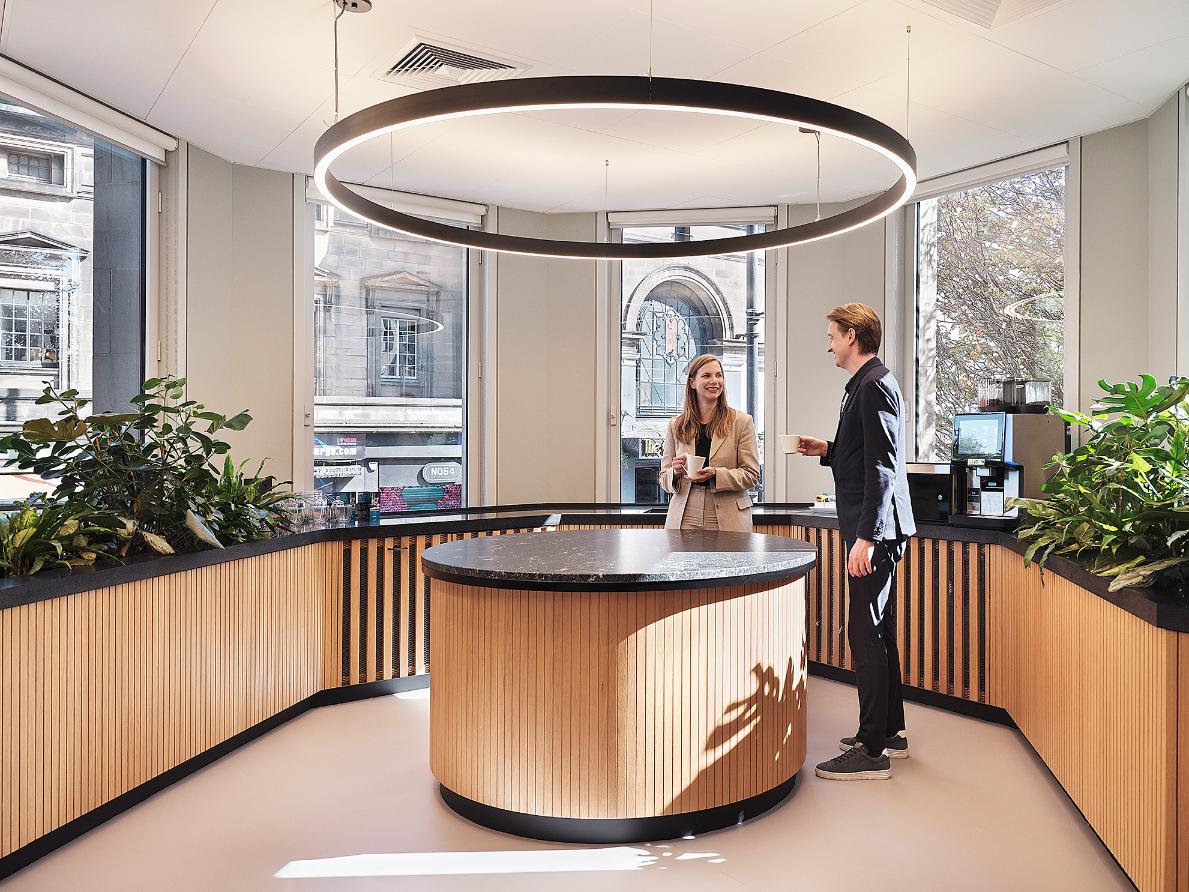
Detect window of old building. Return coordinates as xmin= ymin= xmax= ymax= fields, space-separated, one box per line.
xmin=0 ymin=287 xmax=58 ymax=364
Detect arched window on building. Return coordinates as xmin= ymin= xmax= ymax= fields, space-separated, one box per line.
xmin=636 ymin=294 xmax=707 ymax=415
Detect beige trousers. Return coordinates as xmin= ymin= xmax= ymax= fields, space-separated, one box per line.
xmin=680 ymin=485 xmax=720 ymax=530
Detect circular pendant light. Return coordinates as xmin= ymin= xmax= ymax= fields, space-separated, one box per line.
xmin=314 ymin=76 xmax=917 ymax=260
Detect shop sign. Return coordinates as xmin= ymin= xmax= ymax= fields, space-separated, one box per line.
xmin=421 ymin=461 xmax=462 ymax=484
xmin=314 ymin=438 xmax=364 ymax=460
xmin=314 ymin=464 xmax=364 ymax=479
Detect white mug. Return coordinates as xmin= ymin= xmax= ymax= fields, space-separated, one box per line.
xmin=684 ymin=453 xmax=706 ymax=474
xmin=779 ymin=434 xmax=801 ymax=454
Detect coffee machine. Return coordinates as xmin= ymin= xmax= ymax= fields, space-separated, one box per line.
xmin=949 ymin=412 xmax=1067 ymax=530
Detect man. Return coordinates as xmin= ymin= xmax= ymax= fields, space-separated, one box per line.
xmin=798 ymin=303 xmax=916 ymax=781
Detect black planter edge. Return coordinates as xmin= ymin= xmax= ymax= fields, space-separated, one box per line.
xmin=808 ymin=661 xmax=1015 ymax=726
xmin=438 ymin=775 xmax=798 ymax=845
xmin=0 ymin=675 xmax=430 ymax=882
xmin=1 ymin=508 xmax=1184 ymax=634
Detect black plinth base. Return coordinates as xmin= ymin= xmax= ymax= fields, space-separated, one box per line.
xmin=438 ymin=774 xmax=798 ymax=844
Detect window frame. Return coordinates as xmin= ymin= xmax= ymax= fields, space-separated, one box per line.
xmin=606 ymin=208 xmax=777 ymax=504
xmin=297 ymin=177 xmax=486 ymax=501
xmin=0 ymin=92 xmax=154 ymax=509
xmin=899 ymin=142 xmax=1081 ymax=461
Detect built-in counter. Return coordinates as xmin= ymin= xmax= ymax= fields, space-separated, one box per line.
xmin=422 ymin=528 xmax=816 ymax=842
xmin=1 ymin=504 xmax=1186 ymax=889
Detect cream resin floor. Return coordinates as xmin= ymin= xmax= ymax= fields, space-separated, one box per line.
xmin=2 ymin=677 xmax=1133 ymax=891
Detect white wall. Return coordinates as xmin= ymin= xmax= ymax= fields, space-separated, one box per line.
xmin=183 ymin=145 xmax=296 ymax=483
xmin=1079 ymin=120 xmax=1151 ymax=409
xmin=1147 ymin=92 xmax=1180 ymax=383
xmin=782 ymin=205 xmax=888 ymax=503
xmin=493 ymin=209 xmax=599 ymax=503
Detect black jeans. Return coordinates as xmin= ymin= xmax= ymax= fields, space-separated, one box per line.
xmin=846 ymin=539 xmax=906 ymax=755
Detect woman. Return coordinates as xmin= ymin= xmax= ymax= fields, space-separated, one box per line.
xmin=659 ymin=354 xmax=760 ymax=531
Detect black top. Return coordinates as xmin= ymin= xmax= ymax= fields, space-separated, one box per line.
xmin=691 ymin=422 xmax=712 ymax=487
xmin=0 ymin=506 xmax=1183 ymax=631
xmin=821 ymin=356 xmax=917 ymax=544
xmin=421 ymin=528 xmax=817 ymax=591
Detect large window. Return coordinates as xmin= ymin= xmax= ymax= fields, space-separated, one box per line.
xmin=914 ymin=166 xmax=1066 ymax=461
xmin=617 ymin=223 xmax=766 ymax=503
xmin=0 ymin=98 xmax=147 ymax=502
xmin=310 ymin=200 xmax=467 ymax=510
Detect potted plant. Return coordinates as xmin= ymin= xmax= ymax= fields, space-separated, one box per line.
xmin=1009 ymin=374 xmax=1189 ymax=595
xmin=0 ymin=376 xmax=296 ymax=576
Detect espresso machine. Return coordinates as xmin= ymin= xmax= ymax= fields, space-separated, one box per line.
xmin=949 ymin=411 xmax=1067 ymax=530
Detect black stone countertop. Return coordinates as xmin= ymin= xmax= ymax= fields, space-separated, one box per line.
xmin=0 ymin=502 xmax=1184 ymax=631
xmin=420 ymin=528 xmax=818 ymax=591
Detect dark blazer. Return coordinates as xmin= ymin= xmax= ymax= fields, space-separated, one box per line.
xmin=821 ymin=357 xmax=916 ymax=545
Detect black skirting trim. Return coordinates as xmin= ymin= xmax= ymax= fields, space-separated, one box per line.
xmin=438 ymin=774 xmax=798 ymax=844
xmin=0 ymin=674 xmax=431 ymax=883
xmin=808 ymin=660 xmax=1014 ymax=727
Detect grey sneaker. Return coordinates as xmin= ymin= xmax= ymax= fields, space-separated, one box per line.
xmin=815 ymin=744 xmax=892 ymax=780
xmin=840 ymin=731 xmax=909 ymax=759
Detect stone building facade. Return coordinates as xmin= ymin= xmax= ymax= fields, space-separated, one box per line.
xmin=0 ymin=102 xmax=94 ymax=429
xmin=311 ymin=202 xmax=467 ymax=506
xmin=618 ymin=225 xmax=766 ymax=502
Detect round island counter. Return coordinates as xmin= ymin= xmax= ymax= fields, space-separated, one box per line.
xmin=421 ymin=528 xmax=817 ymax=843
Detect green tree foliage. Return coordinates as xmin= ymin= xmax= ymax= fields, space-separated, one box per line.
xmin=923 ymin=167 xmax=1065 ymax=458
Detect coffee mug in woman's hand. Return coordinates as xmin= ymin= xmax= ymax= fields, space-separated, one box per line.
xmin=798 ymin=435 xmax=829 ymax=457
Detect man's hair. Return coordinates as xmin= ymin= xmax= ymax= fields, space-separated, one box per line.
xmin=826 ymin=303 xmax=882 ymax=354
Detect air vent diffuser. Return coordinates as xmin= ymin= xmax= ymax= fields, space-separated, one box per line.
xmin=381 ymin=41 xmax=527 ymax=90
xmin=920 ymin=0 xmax=1065 ymax=28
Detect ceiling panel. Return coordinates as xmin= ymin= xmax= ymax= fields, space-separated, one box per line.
xmin=591 ymin=109 xmax=769 ymax=154
xmin=1 ymin=0 xmax=218 ymax=117
xmin=1075 ymin=35 xmax=1189 ymax=106
xmin=972 ymin=0 xmax=1189 ymax=73
xmin=1 ymin=0 xmax=1185 ymax=211
xmin=834 ymin=76 xmax=1031 ymax=181
xmin=646 ymin=0 xmax=865 ymax=53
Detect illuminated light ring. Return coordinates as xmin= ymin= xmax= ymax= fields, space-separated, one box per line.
xmin=385 ymin=311 xmax=445 ymax=334
xmin=1002 ymin=293 xmax=1063 ymax=324
xmin=314 ymin=76 xmax=918 ymax=260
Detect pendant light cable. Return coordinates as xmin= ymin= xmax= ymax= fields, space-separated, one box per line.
xmin=648 ymin=0 xmax=654 ymax=81
xmin=905 ymin=24 xmax=912 ymax=140
xmin=333 ymin=1 xmax=346 ymax=122
xmin=814 ymin=130 xmax=822 ymax=222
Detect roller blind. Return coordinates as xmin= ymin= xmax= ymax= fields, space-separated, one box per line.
xmin=306 ymin=178 xmax=487 ymax=227
xmin=0 ymin=55 xmax=177 ymax=163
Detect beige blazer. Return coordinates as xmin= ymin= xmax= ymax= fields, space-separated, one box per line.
xmin=659 ymin=409 xmax=760 ymax=532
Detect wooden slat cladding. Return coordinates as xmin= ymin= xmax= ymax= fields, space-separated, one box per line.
xmin=429 ymin=577 xmax=807 ymax=819
xmin=778 ymin=525 xmax=990 ymax=704
xmin=0 ymin=544 xmax=329 ymax=860
xmin=988 ymin=548 xmax=1180 ymax=892
xmin=334 ymin=528 xmax=549 ymax=686
xmin=1179 ymin=637 xmax=1189 ymax=892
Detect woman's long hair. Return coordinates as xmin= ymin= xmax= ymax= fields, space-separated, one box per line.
xmin=672 ymin=354 xmax=734 ymax=444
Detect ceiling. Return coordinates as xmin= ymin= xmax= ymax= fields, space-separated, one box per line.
xmin=1 ymin=0 xmax=1186 ymax=211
